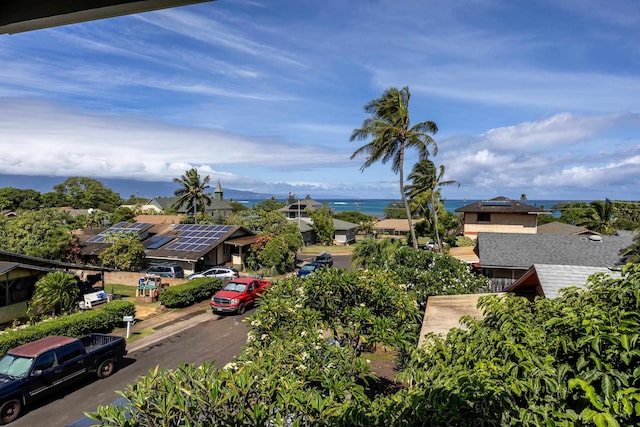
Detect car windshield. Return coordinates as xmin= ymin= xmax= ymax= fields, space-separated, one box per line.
xmin=0 ymin=354 xmax=33 ymax=378
xmin=301 ymin=264 xmax=317 ymax=272
xmin=222 ymin=282 xmax=247 ymax=292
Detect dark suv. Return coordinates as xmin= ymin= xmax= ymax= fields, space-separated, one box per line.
xmin=146 ymin=263 xmax=185 ymax=278
xmin=313 ymin=252 xmax=333 ymax=267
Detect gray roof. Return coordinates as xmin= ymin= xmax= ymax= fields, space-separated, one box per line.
xmin=148 ymin=196 xmax=233 ymax=213
xmin=537 ymin=221 xmax=595 ymax=235
xmin=332 ymin=218 xmax=359 ymax=231
xmin=477 ymin=232 xmax=632 ymax=269
xmin=508 ymin=264 xmax=621 ymax=299
xmin=456 ymin=196 xmax=549 ymax=214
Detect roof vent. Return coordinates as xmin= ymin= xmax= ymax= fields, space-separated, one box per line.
xmin=588 ymin=235 xmax=603 ymax=242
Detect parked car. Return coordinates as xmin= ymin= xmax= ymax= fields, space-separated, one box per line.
xmin=313 ymin=252 xmax=333 ymax=267
xmin=0 ymin=334 xmax=126 ymax=424
xmin=210 ymin=278 xmax=271 ymax=315
xmin=188 ymin=266 xmax=239 ymax=280
xmin=297 ymin=262 xmax=326 ymax=278
xmin=146 ymin=263 xmax=184 ymax=278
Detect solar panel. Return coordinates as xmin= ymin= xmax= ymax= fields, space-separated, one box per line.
xmin=481 ymin=200 xmax=512 ymax=206
xmin=87 ymin=235 xmax=106 ymax=243
xmin=144 ymin=236 xmax=173 ymax=249
xmin=160 ymin=224 xmax=235 ymax=251
xmin=127 ymin=222 xmax=150 ymax=230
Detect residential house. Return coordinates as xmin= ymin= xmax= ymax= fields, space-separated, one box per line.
xmin=0 ymin=250 xmax=106 ymax=325
xmin=279 ymin=196 xmax=325 ymax=220
xmin=506 ymin=264 xmax=621 ymax=300
xmin=475 ymin=231 xmax=632 ymax=291
xmin=79 ymin=220 xmax=258 ymax=273
xmin=145 ymin=180 xmax=234 ymax=218
xmin=373 ymin=218 xmax=423 ymax=237
xmin=455 ymin=196 xmax=550 ymax=239
xmin=293 ymin=218 xmax=359 ymax=246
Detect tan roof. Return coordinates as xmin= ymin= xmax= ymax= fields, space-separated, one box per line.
xmin=134 ymin=214 xmax=183 ymax=225
xmin=418 ymin=293 xmax=502 ymax=348
xmin=449 ymin=246 xmax=479 ymax=264
xmin=373 ymin=218 xmax=422 ymax=233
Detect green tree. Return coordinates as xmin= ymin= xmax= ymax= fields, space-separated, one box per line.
xmin=0 ymin=187 xmax=41 ymax=211
xmin=308 ymin=204 xmax=334 ymax=245
xmin=109 ymin=206 xmax=136 ymax=224
xmin=29 ymin=271 xmax=79 ymax=319
xmin=172 ymin=168 xmax=212 ymax=224
xmin=228 ymin=200 xmax=249 ymax=213
xmin=53 ymin=177 xmax=122 ymax=211
xmin=40 ymin=190 xmax=69 ymax=208
xmin=623 ymin=230 xmax=640 ymax=263
xmin=579 ymin=198 xmax=618 ymax=235
xmin=383 ymin=201 xmax=407 ymax=219
xmin=254 ymin=232 xmax=302 ymax=274
xmin=405 ymin=159 xmax=459 ymax=250
xmin=1 ymin=208 xmax=72 ymax=260
xmin=351 ymin=237 xmax=402 ymax=270
xmin=98 ymin=232 xmax=146 ymax=271
xmin=254 ymin=198 xmax=285 ymax=211
xmin=351 ymin=86 xmax=438 ymax=249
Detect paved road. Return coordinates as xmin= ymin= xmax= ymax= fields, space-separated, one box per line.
xmin=12 ymin=310 xmax=252 ymax=427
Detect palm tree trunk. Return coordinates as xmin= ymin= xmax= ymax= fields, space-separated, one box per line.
xmin=399 ymin=145 xmax=418 ymax=249
xmin=431 ymin=191 xmax=442 ymax=251
xmin=193 ymin=198 xmax=198 ymax=224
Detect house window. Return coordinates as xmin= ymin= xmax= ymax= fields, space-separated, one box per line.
xmin=223 ymin=245 xmax=230 ymax=255
xmin=477 ymin=213 xmax=491 ymax=222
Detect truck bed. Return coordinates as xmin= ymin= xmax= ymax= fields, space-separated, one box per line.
xmin=79 ymin=333 xmax=126 ymax=354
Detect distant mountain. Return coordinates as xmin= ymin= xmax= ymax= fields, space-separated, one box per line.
xmin=0 ymin=174 xmax=277 ymax=201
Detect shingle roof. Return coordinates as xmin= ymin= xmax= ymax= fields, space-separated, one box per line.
xmin=148 ymin=196 xmax=233 ymax=213
xmin=455 ymin=196 xmax=549 ymax=214
xmin=477 ymin=232 xmax=632 ymax=269
xmin=507 ymin=264 xmax=621 ymax=299
xmin=537 ymin=221 xmax=595 ymax=235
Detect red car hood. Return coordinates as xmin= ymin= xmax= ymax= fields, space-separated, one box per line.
xmin=213 ymin=290 xmax=244 ymax=299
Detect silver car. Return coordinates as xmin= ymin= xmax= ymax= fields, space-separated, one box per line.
xmin=188 ymin=266 xmax=239 ymax=280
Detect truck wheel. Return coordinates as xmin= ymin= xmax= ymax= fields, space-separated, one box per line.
xmin=97 ymin=358 xmax=116 ymax=379
xmin=237 ymin=303 xmax=246 ymax=315
xmin=0 ymin=399 xmax=21 ymax=424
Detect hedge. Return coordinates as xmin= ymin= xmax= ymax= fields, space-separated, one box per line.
xmin=159 ymin=278 xmax=223 ymax=308
xmin=0 ymin=300 xmax=135 ymax=356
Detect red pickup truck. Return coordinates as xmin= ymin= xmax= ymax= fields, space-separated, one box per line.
xmin=210 ymin=277 xmax=271 ymax=315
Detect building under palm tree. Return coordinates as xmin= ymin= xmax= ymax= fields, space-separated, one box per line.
xmin=146 ymin=180 xmax=234 ymax=218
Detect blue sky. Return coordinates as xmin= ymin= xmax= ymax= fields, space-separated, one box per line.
xmin=0 ymin=0 xmax=639 ymax=201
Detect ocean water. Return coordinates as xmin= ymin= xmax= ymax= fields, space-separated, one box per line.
xmin=319 ymin=199 xmax=574 ymax=218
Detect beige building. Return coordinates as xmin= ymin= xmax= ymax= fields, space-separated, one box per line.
xmin=455 ymin=196 xmax=549 ymax=239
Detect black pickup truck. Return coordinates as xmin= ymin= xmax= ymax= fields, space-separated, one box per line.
xmin=0 ymin=333 xmax=126 ymax=424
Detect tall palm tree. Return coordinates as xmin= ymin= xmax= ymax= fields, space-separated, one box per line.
xmin=350 ymin=86 xmax=438 ymax=249
xmin=30 ymin=271 xmax=79 ymax=318
xmin=172 ymin=168 xmax=212 ymax=224
xmin=579 ymin=198 xmax=617 ymax=235
xmin=405 ymin=159 xmax=458 ymax=250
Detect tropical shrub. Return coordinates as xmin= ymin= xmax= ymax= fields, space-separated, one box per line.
xmin=158 ymin=278 xmax=223 ymax=308
xmin=0 ymin=300 xmax=134 ymax=355
xmin=29 ymin=271 xmax=80 ymax=320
